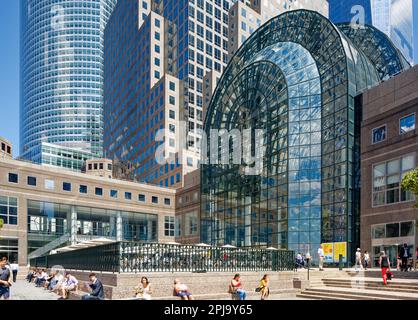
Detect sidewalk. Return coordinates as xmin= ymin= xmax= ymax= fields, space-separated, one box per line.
xmin=8 ymin=280 xmax=59 ymax=300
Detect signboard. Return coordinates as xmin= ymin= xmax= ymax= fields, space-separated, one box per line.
xmin=333 ymin=242 xmax=347 ymax=263
xmin=320 ymin=242 xmax=348 ymax=263
xmin=322 ymin=243 xmax=334 ymax=263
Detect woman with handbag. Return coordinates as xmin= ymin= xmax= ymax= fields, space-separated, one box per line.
xmin=379 ymin=251 xmax=391 ymax=285
xmin=256 ymin=274 xmax=270 ymax=300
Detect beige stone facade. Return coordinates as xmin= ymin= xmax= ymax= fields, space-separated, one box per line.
xmin=0 ymin=137 xmax=12 ymax=160
xmin=0 ymin=157 xmax=178 ymax=265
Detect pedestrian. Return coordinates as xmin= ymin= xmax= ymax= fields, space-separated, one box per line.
xmin=134 ymin=276 xmax=153 ymax=300
xmin=229 ymin=274 xmax=246 ymax=300
xmin=10 ymin=261 xmax=19 ymax=283
xmin=317 ymin=245 xmax=324 ymax=271
xmin=257 ymin=274 xmax=269 ymax=300
xmin=59 ymin=272 xmax=78 ymax=300
xmin=355 ymin=248 xmax=364 ymax=271
xmin=379 ymin=251 xmax=391 ymax=285
xmin=364 ymin=251 xmax=370 ymax=270
xmin=173 ymin=279 xmax=194 ymax=300
xmin=0 ymin=257 xmax=12 ymax=300
xmin=296 ymin=253 xmax=303 ymax=269
xmin=82 ymin=273 xmax=105 ymax=300
xmin=399 ymin=243 xmax=410 ymax=272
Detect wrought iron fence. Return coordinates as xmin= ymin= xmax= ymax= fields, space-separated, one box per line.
xmin=30 ymin=241 xmax=295 ymax=273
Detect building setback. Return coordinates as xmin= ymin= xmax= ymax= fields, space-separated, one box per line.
xmin=360 ymin=65 xmax=418 ymax=267
xmin=201 ymin=9 xmax=409 ymax=263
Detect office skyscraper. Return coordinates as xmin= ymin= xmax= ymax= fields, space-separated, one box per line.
xmin=104 ymin=0 xmax=329 ymax=188
xmin=329 ymin=0 xmax=373 ymax=24
xmin=329 ymin=0 xmax=416 ymax=65
xmin=20 ymin=0 xmax=117 ymax=169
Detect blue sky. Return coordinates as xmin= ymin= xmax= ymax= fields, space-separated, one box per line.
xmin=0 ymin=0 xmax=19 ymax=157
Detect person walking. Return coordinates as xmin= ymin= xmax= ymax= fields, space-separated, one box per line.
xmin=379 ymin=251 xmax=391 ymax=285
xmin=229 ymin=274 xmax=246 ymax=300
xmin=0 ymin=257 xmax=12 ymax=300
xmin=400 ymin=243 xmax=410 ymax=272
xmin=317 ymin=245 xmax=324 ymax=271
xmin=355 ymin=248 xmax=364 ymax=271
xmin=82 ymin=273 xmax=105 ymax=300
xmin=364 ymin=251 xmax=370 ymax=270
xmin=257 ymin=274 xmax=270 ymax=300
xmin=10 ymin=261 xmax=18 ymax=283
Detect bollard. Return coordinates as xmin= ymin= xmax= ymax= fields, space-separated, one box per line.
xmin=339 ymin=254 xmax=343 ymax=270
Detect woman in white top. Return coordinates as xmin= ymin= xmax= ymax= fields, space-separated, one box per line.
xmin=135 ymin=277 xmax=152 ymax=300
xmin=364 ymin=251 xmax=370 ymax=270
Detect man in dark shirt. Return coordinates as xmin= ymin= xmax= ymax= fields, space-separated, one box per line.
xmin=82 ymin=273 xmax=105 ymax=300
xmin=400 ymin=243 xmax=410 ymax=272
xmin=0 ymin=257 xmax=12 ymax=300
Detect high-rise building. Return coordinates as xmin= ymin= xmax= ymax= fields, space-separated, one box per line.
xmin=328 ymin=0 xmax=373 ymax=24
xmin=329 ymin=0 xmax=417 ymax=65
xmin=104 ymin=0 xmax=329 ymax=188
xmin=201 ymin=10 xmax=409 ymax=263
xmin=20 ymin=0 xmax=117 ymax=168
xmin=373 ymin=0 xmax=418 ymax=65
xmin=104 ymin=0 xmax=233 ymax=188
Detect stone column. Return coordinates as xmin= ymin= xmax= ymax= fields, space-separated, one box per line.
xmin=70 ymin=206 xmax=77 ymax=245
xmin=116 ymin=211 xmax=123 ymax=241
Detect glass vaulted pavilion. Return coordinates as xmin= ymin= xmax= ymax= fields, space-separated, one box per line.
xmin=201 ymin=10 xmax=409 ymax=263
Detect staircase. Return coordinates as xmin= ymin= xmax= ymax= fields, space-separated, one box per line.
xmin=28 ymin=234 xmax=71 ymax=260
xmin=298 ymin=276 xmax=418 ymax=300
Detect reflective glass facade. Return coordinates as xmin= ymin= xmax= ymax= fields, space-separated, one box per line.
xmin=27 ymin=200 xmax=158 ymax=254
xmin=329 ymin=0 xmax=373 ymax=24
xmin=201 ymin=10 xmax=409 ymax=262
xmin=20 ymin=0 xmax=117 ymax=161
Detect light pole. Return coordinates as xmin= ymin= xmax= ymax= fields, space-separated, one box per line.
xmin=306 ymin=252 xmax=311 ymax=281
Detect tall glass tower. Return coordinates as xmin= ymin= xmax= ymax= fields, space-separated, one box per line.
xmin=20 ymin=0 xmax=117 ymax=165
xmin=329 ymin=0 xmax=373 ymax=24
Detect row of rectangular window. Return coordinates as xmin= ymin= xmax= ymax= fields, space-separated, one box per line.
xmin=7 ymin=173 xmax=171 ymax=205
xmin=372 ymin=113 xmax=415 ymax=144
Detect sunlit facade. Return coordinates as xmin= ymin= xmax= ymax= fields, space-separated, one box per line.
xmin=20 ymin=0 xmax=117 ymax=163
xmin=201 ymin=10 xmax=409 ymax=262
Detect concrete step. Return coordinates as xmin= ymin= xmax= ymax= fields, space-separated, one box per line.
xmin=153 ymin=288 xmax=298 ymax=301
xmin=322 ymin=279 xmax=418 ymax=292
xmin=296 ymin=293 xmax=357 ymax=300
xmin=299 ymin=288 xmax=399 ymax=300
xmin=304 ymin=287 xmax=418 ymax=300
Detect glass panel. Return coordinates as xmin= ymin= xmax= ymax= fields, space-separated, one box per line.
xmin=400 ymin=221 xmax=414 ymax=237
xmin=385 ymin=223 xmax=399 ymax=238
xmin=373 ymin=225 xmax=385 ymax=239
xmin=400 ymin=114 xmax=415 ymax=134
xmin=387 ymin=159 xmax=400 ymax=175
xmin=373 ymin=164 xmax=385 ymax=178
xmin=402 ymin=155 xmax=415 ymax=171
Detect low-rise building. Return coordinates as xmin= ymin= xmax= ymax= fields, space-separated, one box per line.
xmin=175 ymin=170 xmax=201 ymax=244
xmin=0 ymin=156 xmax=177 ymax=265
xmin=0 ymin=137 xmax=12 ymax=160
xmin=361 ymin=65 xmax=418 ymax=267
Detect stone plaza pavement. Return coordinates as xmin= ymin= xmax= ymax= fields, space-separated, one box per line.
xmin=8 ymin=280 xmax=59 ymax=300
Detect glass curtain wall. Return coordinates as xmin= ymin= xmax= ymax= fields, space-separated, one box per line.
xmin=201 ymin=10 xmax=409 ymax=262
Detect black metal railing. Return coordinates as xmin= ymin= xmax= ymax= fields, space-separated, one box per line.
xmin=30 ymin=242 xmax=120 ymax=272
xmin=30 ymin=242 xmax=295 ymax=273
